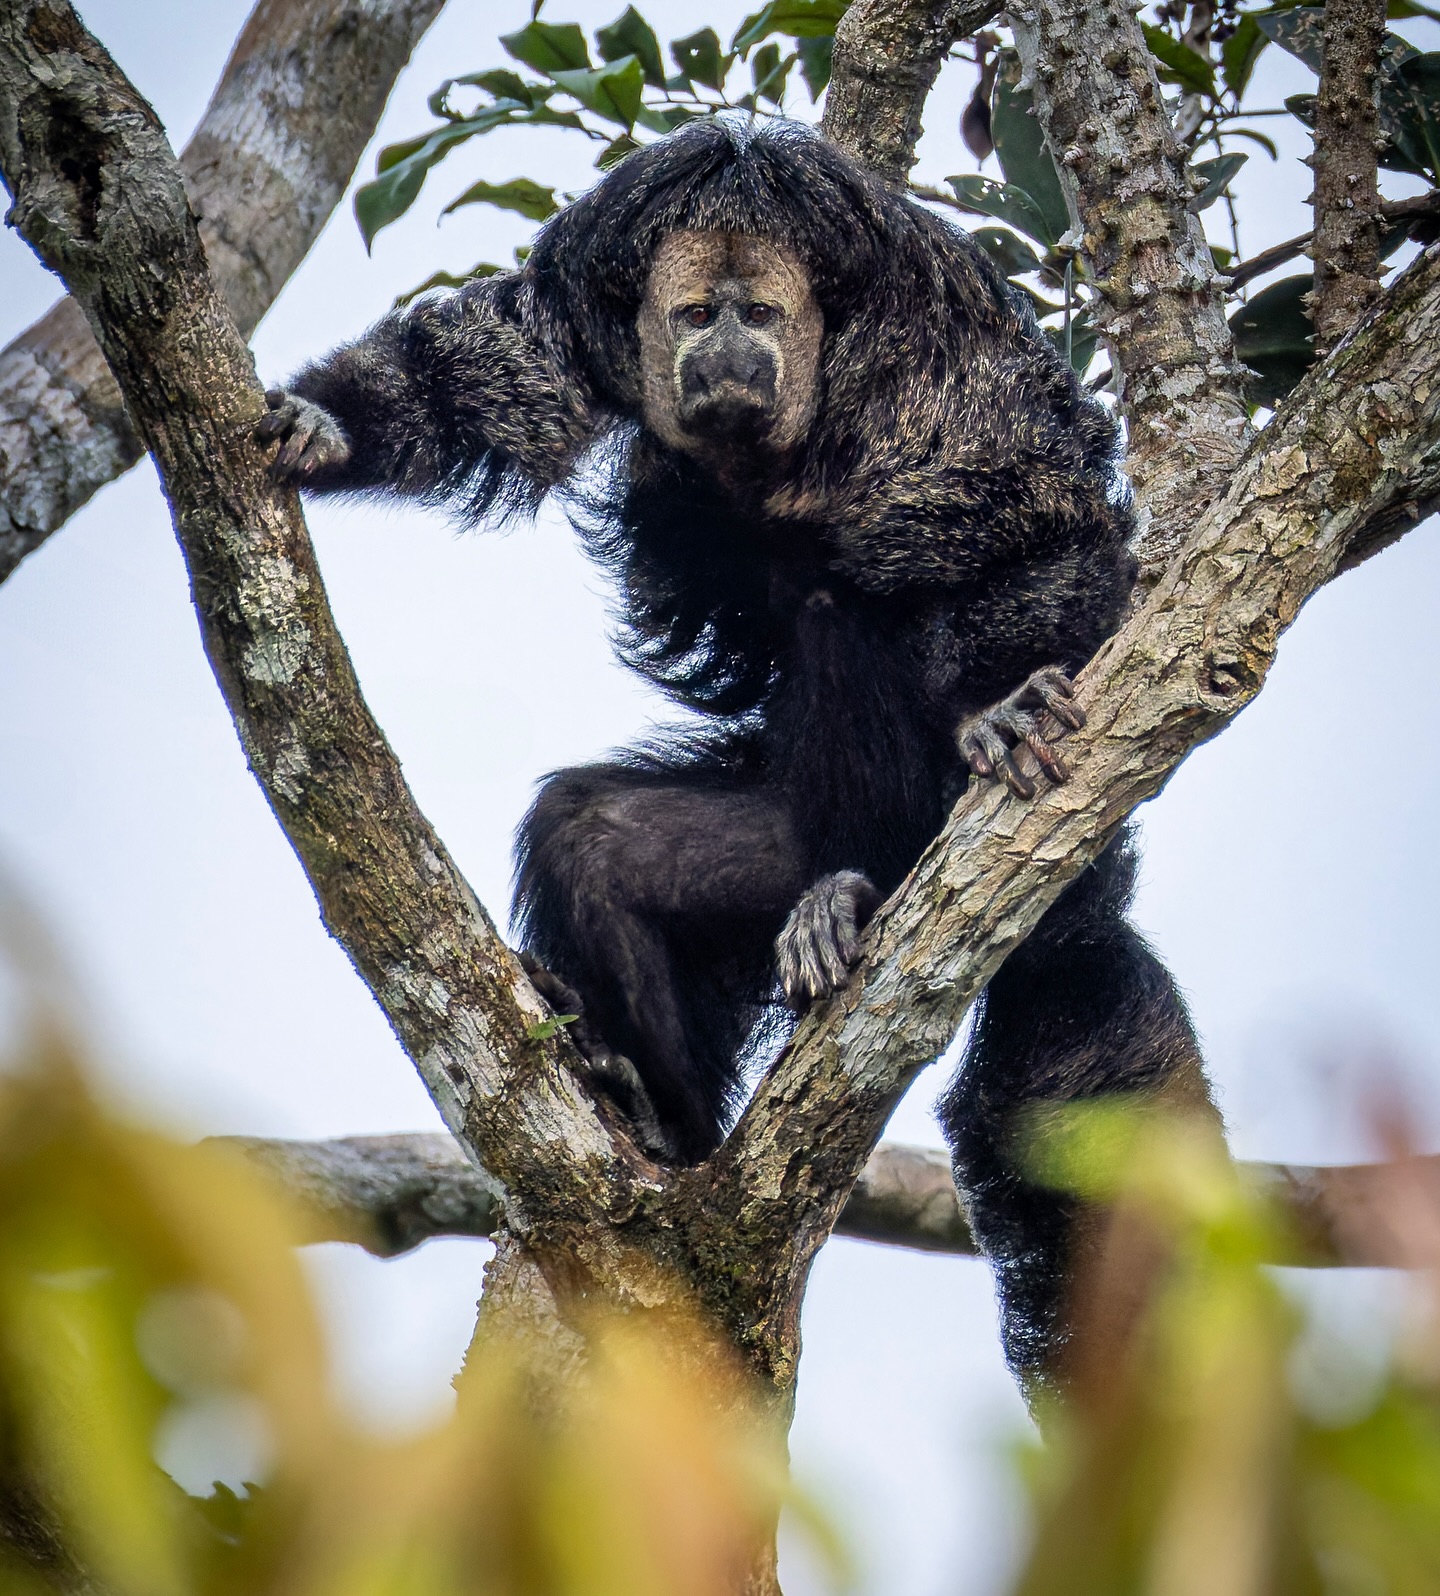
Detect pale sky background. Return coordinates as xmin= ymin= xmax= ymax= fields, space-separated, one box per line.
xmin=0 ymin=3 xmax=1437 ymax=1593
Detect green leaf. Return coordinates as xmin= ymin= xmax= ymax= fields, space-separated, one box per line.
xmin=1254 ymin=7 xmax=1326 ymax=74
xmin=358 ymin=111 xmax=517 ymax=250
xmin=1387 ymin=52 xmax=1440 ymax=183
xmin=500 ymin=20 xmax=591 ymax=75
xmin=596 ymin=6 xmax=666 ymax=86
xmin=752 ymin=42 xmax=794 ymax=106
xmin=1190 ymin=152 xmax=1247 ymax=211
xmin=671 ymin=28 xmax=729 ymax=90
xmin=526 ymin=1014 xmax=580 ymax=1042
xmin=1229 ymin=274 xmax=1315 ymax=407
xmin=441 ymin=176 xmax=559 ymax=223
xmin=796 ymin=34 xmax=833 ymax=98
xmin=634 ymin=103 xmax=703 ymax=133
xmin=946 ymin=175 xmax=1058 ymax=248
xmin=428 ymin=69 xmax=550 ymax=118
xmin=1389 ymin=0 xmax=1440 ymax=19
xmin=1222 ymin=126 xmax=1280 ymax=160
xmin=1142 ymin=22 xmax=1218 ymax=97
xmin=991 ymin=60 xmax=1071 ymax=249
xmin=393 ymin=261 xmax=504 ymax=309
xmin=549 ymin=55 xmax=645 ymax=126
xmin=1220 ymin=14 xmax=1267 ymax=100
xmin=970 ymin=226 xmax=1043 ymax=278
xmin=732 ymin=0 xmax=847 ymax=53
xmin=597 ymin=133 xmax=641 ymax=168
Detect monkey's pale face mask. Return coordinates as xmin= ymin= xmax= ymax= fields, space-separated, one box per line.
xmin=637 ymin=231 xmax=823 ymax=477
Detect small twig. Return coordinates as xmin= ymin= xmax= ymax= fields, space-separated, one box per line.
xmin=1223 ymin=196 xmax=1440 ymax=292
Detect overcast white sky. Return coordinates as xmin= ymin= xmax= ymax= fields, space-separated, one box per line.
xmin=0 ymin=3 xmax=1437 ymax=1593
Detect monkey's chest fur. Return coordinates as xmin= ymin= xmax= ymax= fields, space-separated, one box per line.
xmin=760 ymin=573 xmax=955 ymax=893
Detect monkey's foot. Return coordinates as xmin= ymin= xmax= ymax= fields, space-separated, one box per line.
xmin=256 ymin=389 xmax=352 ymax=480
xmin=776 ymin=870 xmax=881 ymax=1011
xmin=955 ymin=666 xmax=1085 ymax=800
xmin=517 ymin=954 xmax=677 ymax=1161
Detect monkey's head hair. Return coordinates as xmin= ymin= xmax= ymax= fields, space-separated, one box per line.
xmin=525 ymin=117 xmax=1024 ymax=406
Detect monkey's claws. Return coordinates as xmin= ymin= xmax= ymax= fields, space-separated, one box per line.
xmin=956 ymin=666 xmax=1085 ymax=801
xmin=775 ymin=870 xmax=881 ymax=1010
xmin=256 ymin=388 xmax=352 ymax=480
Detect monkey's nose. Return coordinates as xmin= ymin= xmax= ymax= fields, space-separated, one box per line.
xmin=683 ymin=344 xmax=777 ymax=402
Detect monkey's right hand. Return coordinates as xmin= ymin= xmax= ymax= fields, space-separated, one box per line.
xmin=256 ymin=389 xmax=352 ymax=480
xmin=955 ymin=666 xmax=1085 ymax=801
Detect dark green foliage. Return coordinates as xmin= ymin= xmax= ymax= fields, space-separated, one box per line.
xmin=597 ymin=6 xmax=666 ymax=86
xmin=1230 ymin=275 xmax=1315 ymax=407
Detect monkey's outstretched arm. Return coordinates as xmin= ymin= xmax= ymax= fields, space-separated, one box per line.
xmin=257 ymin=277 xmax=602 ymax=517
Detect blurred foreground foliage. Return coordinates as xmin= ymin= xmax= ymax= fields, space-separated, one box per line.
xmin=5 ymin=947 xmax=1440 ymax=1594
xmin=1016 ymin=1103 xmax=1440 ymax=1596
xmin=0 ymin=1014 xmax=832 ymax=1595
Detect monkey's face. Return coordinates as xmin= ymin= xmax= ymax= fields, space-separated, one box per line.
xmin=637 ymin=231 xmax=822 ymax=477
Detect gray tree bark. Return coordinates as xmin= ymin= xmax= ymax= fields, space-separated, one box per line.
xmin=0 ymin=0 xmax=445 ymax=584
xmin=1311 ymin=0 xmax=1387 ymax=350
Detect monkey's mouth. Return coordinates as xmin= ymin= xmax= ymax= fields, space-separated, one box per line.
xmin=678 ymin=384 xmax=778 ymax=445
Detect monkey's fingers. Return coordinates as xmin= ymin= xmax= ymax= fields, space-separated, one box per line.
xmin=275 ymin=425 xmax=316 ymax=473
xmin=255 ymin=393 xmax=298 ymax=444
xmin=1019 ymin=727 xmax=1069 ymax=785
xmin=962 ymin=722 xmax=1035 ymax=800
xmin=1028 ymin=669 xmax=1086 ymax=731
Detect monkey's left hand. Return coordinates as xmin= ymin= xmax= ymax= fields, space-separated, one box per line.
xmin=256 ymin=389 xmax=352 ymax=480
xmin=956 ymin=666 xmax=1085 ymax=800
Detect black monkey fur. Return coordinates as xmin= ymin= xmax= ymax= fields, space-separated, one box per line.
xmin=267 ymin=119 xmax=1206 ymax=1390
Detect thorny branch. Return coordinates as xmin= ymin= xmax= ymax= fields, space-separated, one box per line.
xmin=0 ymin=0 xmax=446 ymax=584
xmin=1006 ymin=0 xmax=1254 ymax=578
xmin=1310 ymin=0 xmax=1387 ymax=350
xmin=821 ymin=0 xmax=1002 ymax=184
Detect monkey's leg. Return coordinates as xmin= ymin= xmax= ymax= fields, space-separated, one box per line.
xmin=514 ymin=766 xmax=807 ymax=1162
xmin=937 ymin=828 xmax=1215 ymax=1397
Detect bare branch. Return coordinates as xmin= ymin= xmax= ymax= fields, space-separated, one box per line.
xmin=0 ymin=0 xmax=641 ymax=1241
xmin=225 ymin=1131 xmax=1440 ymax=1272
xmin=821 ymin=0 xmax=1001 ymax=186
xmin=1311 ymin=0 xmax=1387 ymax=351
xmin=1006 ymin=0 xmax=1254 ymax=578
xmin=0 ymin=0 xmax=445 ymax=584
xmin=222 ymin=1133 xmax=978 ymax=1258
xmin=717 ymin=244 xmax=1440 ymax=1306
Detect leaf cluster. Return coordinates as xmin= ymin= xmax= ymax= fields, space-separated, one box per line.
xmin=355 ymin=0 xmax=852 ymax=290
xmin=938 ymin=3 xmax=1439 ymax=398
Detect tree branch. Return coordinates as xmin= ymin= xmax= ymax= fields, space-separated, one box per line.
xmin=223 ymin=1131 xmax=1440 ymax=1271
xmin=0 ymin=0 xmax=445 ymax=585
xmin=1311 ymin=0 xmax=1386 ymax=351
xmin=1006 ymin=0 xmax=1254 ymax=578
xmin=821 ymin=0 xmax=1001 ymax=186
xmin=0 ymin=0 xmax=643 ymax=1248
xmin=712 ymin=243 xmax=1440 ymax=1327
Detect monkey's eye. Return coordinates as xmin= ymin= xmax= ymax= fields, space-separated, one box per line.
xmin=746 ymin=303 xmax=777 ymax=326
xmin=683 ymin=305 xmax=714 ymax=328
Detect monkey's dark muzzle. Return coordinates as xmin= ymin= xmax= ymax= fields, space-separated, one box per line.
xmin=678 ymin=338 xmax=779 ymax=438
